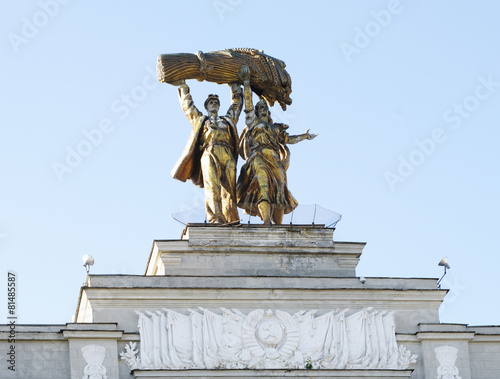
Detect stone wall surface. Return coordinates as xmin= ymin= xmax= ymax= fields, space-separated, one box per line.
xmin=469 ymin=340 xmax=500 ymax=379
xmin=0 ymin=340 xmax=70 ymax=379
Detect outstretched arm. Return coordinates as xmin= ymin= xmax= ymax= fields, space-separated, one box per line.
xmin=287 ymin=129 xmax=318 ymax=144
xmin=177 ymin=80 xmax=203 ymax=127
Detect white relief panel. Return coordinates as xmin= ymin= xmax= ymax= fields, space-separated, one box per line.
xmin=120 ymin=307 xmax=417 ymax=371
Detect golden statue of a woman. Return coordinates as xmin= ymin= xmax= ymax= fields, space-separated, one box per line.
xmin=236 ymin=66 xmax=317 ymax=224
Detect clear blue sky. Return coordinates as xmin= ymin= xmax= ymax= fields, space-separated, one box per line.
xmin=1 ymin=0 xmax=499 ymax=326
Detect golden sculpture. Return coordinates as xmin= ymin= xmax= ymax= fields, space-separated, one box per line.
xmin=157 ymin=49 xmax=292 ymax=110
xmin=171 ymin=80 xmax=243 ymax=224
xmin=237 ymin=67 xmax=317 ymax=225
xmin=160 ymin=49 xmax=316 ymax=225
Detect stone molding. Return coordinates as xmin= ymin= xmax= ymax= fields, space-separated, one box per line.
xmin=80 ymin=287 xmax=446 ymax=309
xmin=84 ymin=275 xmax=441 ymax=290
xmin=416 ymin=332 xmax=475 ymax=342
xmin=63 ymin=330 xmax=123 ymax=339
xmin=132 ymin=369 xmax=414 ymax=378
xmin=182 ymin=224 xmax=338 ymax=247
xmin=0 ymin=323 xmax=123 ymax=341
xmin=469 ymin=334 xmax=500 ymax=342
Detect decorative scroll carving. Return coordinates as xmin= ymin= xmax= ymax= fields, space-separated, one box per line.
xmin=81 ymin=344 xmax=108 ymax=379
xmin=120 ymin=308 xmax=417 ymax=371
xmin=435 ymin=345 xmax=461 ymax=379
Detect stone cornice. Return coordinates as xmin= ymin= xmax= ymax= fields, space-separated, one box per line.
xmin=416 ymin=331 xmax=475 ymax=341
xmin=62 ymin=330 xmax=123 ymax=339
xmin=86 ymin=275 xmax=441 ymax=290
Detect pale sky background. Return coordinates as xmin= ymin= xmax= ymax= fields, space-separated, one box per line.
xmin=1 ymin=1 xmax=499 ymax=326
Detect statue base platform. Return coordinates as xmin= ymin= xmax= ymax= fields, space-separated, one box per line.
xmin=146 ymin=224 xmax=362 ymax=277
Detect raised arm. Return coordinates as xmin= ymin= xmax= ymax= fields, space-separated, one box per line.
xmin=177 ymin=80 xmax=203 ymax=127
xmin=225 ymin=83 xmax=243 ymax=126
xmin=243 ymin=80 xmax=253 ymax=112
xmin=238 ymin=65 xmax=256 ymax=127
xmin=287 ymin=129 xmax=318 ymax=145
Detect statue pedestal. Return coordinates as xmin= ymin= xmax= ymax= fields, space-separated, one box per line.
xmin=74 ymin=224 xmax=453 ymax=377
xmin=147 ymin=224 xmax=362 ymax=277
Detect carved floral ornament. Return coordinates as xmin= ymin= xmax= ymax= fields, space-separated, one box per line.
xmin=435 ymin=345 xmax=461 ymax=379
xmin=81 ymin=344 xmax=108 ymax=379
xmin=120 ymin=307 xmax=417 ymax=371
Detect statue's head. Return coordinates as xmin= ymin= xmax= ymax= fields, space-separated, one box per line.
xmin=255 ymin=100 xmax=270 ymax=120
xmin=204 ymin=94 xmax=220 ymax=113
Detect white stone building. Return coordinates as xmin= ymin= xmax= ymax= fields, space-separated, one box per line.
xmin=1 ymin=224 xmax=499 ymax=378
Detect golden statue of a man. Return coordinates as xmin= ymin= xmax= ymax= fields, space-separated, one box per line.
xmin=171 ymin=80 xmax=243 ymax=224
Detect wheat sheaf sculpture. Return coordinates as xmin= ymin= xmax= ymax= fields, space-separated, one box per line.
xmin=156 ymin=48 xmax=293 ymax=110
